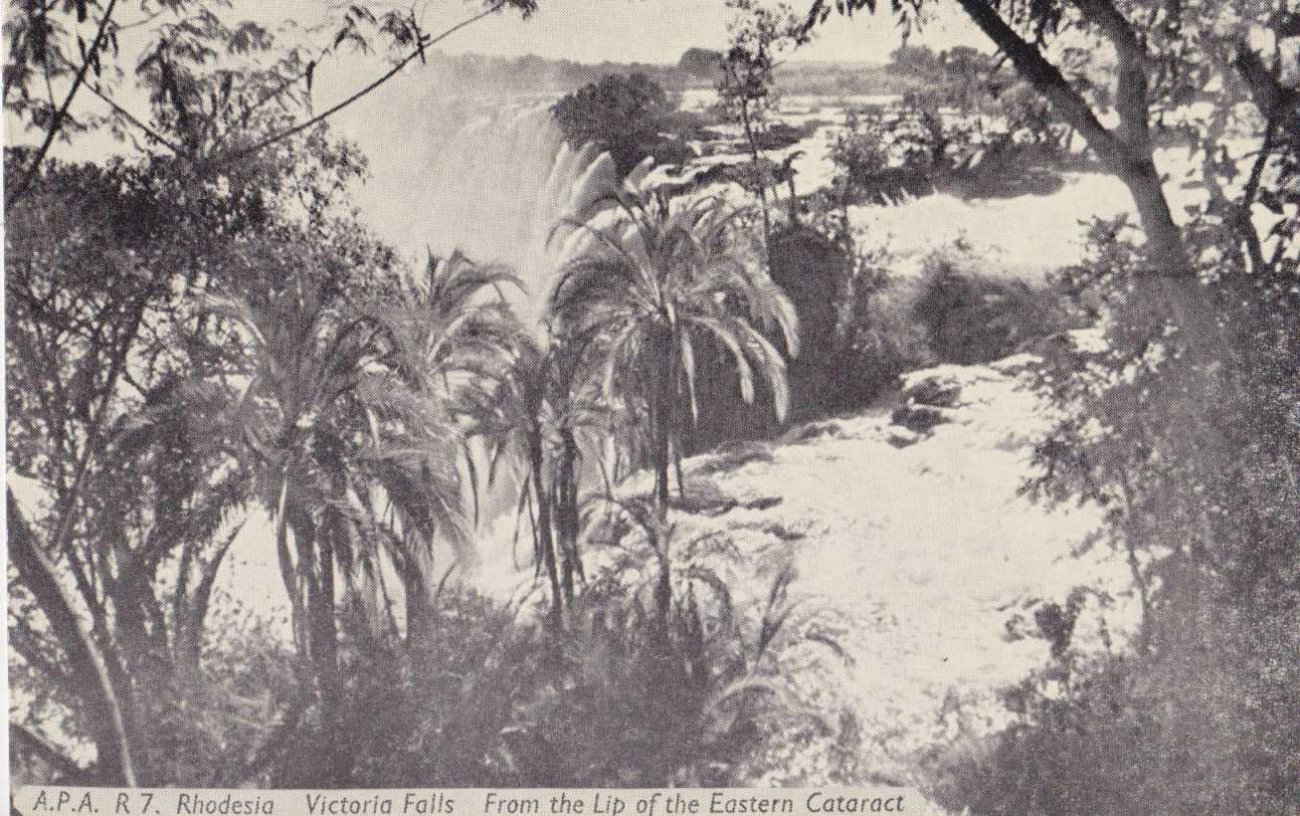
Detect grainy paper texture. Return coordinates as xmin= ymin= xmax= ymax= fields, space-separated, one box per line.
xmin=10 ymin=788 xmax=934 ymax=816
xmin=7 ymin=1 xmax=1298 ymax=813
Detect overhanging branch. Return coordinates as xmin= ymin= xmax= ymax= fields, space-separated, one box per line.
xmin=199 ymin=1 xmax=508 ymax=170
xmin=954 ymin=0 xmax=1125 ymax=164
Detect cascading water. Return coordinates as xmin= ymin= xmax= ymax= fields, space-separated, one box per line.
xmin=207 ymin=100 xmax=632 ymax=621
xmin=368 ymin=101 xmax=636 ymax=580
xmin=408 ymin=103 xmax=623 ymax=322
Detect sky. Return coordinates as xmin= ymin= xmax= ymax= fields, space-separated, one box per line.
xmin=435 ymin=0 xmax=982 ymax=64
xmin=6 ymin=0 xmax=990 ymax=159
xmin=248 ymin=0 xmax=987 ymax=66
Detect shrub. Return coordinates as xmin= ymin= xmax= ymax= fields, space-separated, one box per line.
xmin=258 ymin=518 xmax=846 ymax=787
xmin=926 ymin=591 xmax=1300 ymax=815
xmin=823 ymin=243 xmax=1079 ymax=412
xmin=825 ymin=252 xmax=934 ymax=411
xmin=910 ymin=246 xmax=1082 ymax=365
xmin=683 ymin=235 xmax=1080 ymax=442
xmin=923 ymin=222 xmax=1300 ymax=815
xmin=752 ymin=121 xmax=818 ymax=151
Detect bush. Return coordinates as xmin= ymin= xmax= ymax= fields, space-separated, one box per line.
xmin=921 ymin=222 xmax=1300 ymax=815
xmin=752 ymin=121 xmax=818 ymax=151
xmin=825 ymin=252 xmax=934 ymax=412
xmin=9 ymin=595 xmax=299 ymax=788
xmin=19 ymin=540 xmax=838 ymax=789
xmin=926 ymin=590 xmax=1300 ymax=814
xmin=683 ymin=235 xmax=1080 ymax=444
xmin=258 ymin=519 xmax=846 ymax=787
xmin=824 ymin=244 xmax=1081 ymax=412
xmin=910 ymin=246 xmax=1082 ymax=364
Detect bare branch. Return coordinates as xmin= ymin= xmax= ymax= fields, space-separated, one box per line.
xmin=201 ymin=1 xmax=507 ymax=170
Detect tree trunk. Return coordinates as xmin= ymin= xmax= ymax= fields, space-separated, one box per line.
xmin=740 ymin=100 xmax=773 ymax=245
xmin=530 ymin=437 xmax=563 ymax=620
xmin=952 ymin=0 xmax=1218 ymax=351
xmin=289 ymin=515 xmax=343 ymax=778
xmin=1115 ymin=155 xmax=1190 ymax=270
xmin=7 ymin=490 xmax=138 ymax=786
xmin=403 ymin=548 xmax=433 ymax=652
xmin=274 ymin=476 xmax=308 ymax=655
xmin=652 ymin=401 xmax=674 ymax=639
xmin=651 ymin=330 xmax=676 ymax=635
xmin=652 ymin=334 xmax=675 ymax=523
xmin=556 ymin=428 xmax=581 ymax=604
xmin=313 ymin=521 xmax=346 ymax=783
xmin=312 ymin=522 xmax=339 ymax=689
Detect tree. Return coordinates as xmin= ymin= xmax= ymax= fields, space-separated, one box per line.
xmin=800 ymin=0 xmax=1297 ymax=341
xmin=205 ymin=244 xmax=509 ymax=781
xmin=678 ymin=47 xmax=724 ymax=80
xmin=3 ymin=135 xmax=367 ymax=784
xmin=2 ymin=0 xmax=539 ymax=207
xmin=888 ymin=43 xmax=942 ymax=74
xmin=551 ymin=73 xmax=682 ymax=177
xmin=549 ymin=191 xmax=799 ymax=624
xmin=798 ymin=1 xmax=1300 ymax=808
xmin=718 ymin=0 xmax=805 ymax=243
xmin=3 ymin=0 xmax=546 ymax=781
xmin=378 ymin=252 xmax=524 ymax=645
xmin=468 ymin=306 xmax=618 ymax=620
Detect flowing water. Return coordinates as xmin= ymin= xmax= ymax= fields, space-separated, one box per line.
xmin=345 ymin=100 xmax=624 ymax=322
xmin=205 ymin=94 xmax=1135 ymax=783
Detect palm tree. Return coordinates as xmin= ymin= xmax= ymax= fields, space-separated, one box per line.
xmin=471 ymin=332 xmax=615 ymax=620
xmin=549 ymin=191 xmax=799 ymax=624
xmin=205 ymin=251 xmax=520 ymax=745
xmin=204 ymin=272 xmax=391 ymax=779
xmin=377 ymin=251 xmax=524 ymax=646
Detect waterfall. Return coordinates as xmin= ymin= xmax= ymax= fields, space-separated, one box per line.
xmin=376 ymin=101 xmax=636 ymax=565
xmin=411 ymin=103 xmax=622 ymax=322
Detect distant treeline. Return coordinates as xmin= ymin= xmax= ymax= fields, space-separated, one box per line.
xmin=416 ymin=49 xmax=710 ymax=96
xmin=774 ymin=61 xmax=932 ymax=97
xmin=417 ymin=46 xmax=937 ymax=98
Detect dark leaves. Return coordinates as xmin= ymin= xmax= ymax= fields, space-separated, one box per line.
xmin=799 ymin=0 xmax=877 ymax=42
xmin=227 ymin=21 xmax=272 ymax=56
xmin=499 ymin=0 xmax=540 ymax=20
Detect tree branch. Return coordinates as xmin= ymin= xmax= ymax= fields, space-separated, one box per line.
xmin=47 ymin=286 xmax=153 ymax=617
xmin=1234 ymin=43 xmax=1286 ymax=113
xmin=7 ymin=490 xmax=137 ymax=786
xmin=6 ymin=0 xmax=121 ymax=209
xmin=84 ymin=80 xmax=185 ymax=154
xmin=201 ymin=1 xmax=506 ymax=170
xmin=954 ymin=0 xmax=1193 ymax=278
xmin=954 ymin=0 xmax=1124 ymax=164
xmin=1076 ymin=0 xmax=1151 ymax=154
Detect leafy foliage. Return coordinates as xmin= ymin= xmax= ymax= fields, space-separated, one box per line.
xmin=4 ymin=120 xmax=391 ymax=784
xmin=718 ymin=0 xmax=807 ymax=237
xmin=552 ymin=73 xmax=689 ymax=177
xmin=2 ymin=0 xmax=537 ymax=206
xmin=551 ymin=192 xmax=799 ymax=535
